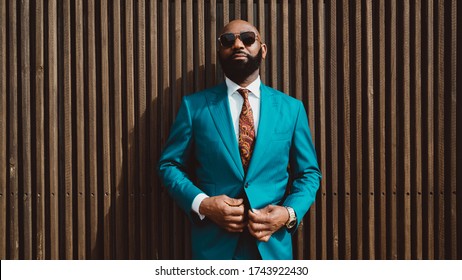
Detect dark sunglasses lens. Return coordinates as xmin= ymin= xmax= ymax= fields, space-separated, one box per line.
xmin=240 ymin=32 xmax=256 ymax=45
xmin=220 ymin=33 xmax=236 ymax=47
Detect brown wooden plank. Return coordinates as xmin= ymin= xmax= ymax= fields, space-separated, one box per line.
xmin=197 ymin=0 xmax=205 ymax=91
xmin=246 ymin=0 xmax=253 ymax=25
xmin=234 ymin=0 xmax=241 ymax=19
xmin=414 ymin=0 xmax=423 ymax=260
xmin=281 ymin=0 xmax=289 ymax=93
xmin=342 ymin=0 xmax=352 ymax=260
xmin=390 ymin=0 xmax=398 ymax=260
xmin=149 ymin=0 xmax=160 ymax=259
xmin=306 ymin=0 xmax=317 ymax=259
xmin=317 ymin=0 xmax=327 ymax=260
xmin=161 ymin=0 xmax=171 ymax=258
xmin=207 ymin=0 xmax=216 ymax=87
xmin=379 ymin=0 xmax=387 ymax=260
xmin=63 ymin=0 xmax=74 ymax=259
xmin=75 ymin=0 xmax=86 ymax=260
xmin=0 ymin=0 xmax=7 ymax=260
xmin=87 ymin=0 xmax=99 ymax=259
xmin=403 ymin=0 xmax=412 ymax=260
xmin=257 ymin=0 xmax=265 ymax=83
xmin=426 ymin=0 xmax=435 ymax=260
xmin=366 ymin=0 xmax=375 ymax=260
xmin=269 ymin=0 xmax=277 ymax=88
xmin=125 ymin=0 xmax=137 ymax=259
xmin=449 ymin=0 xmax=457 ymax=260
xmin=136 ymin=0 xmax=147 ymax=259
xmin=8 ymin=0 xmax=19 ymax=259
xmin=437 ymin=0 xmax=445 ymax=260
xmin=35 ymin=0 xmax=46 ymax=260
xmin=293 ymin=0 xmax=303 ymax=259
xmin=48 ymin=0 xmax=59 ymax=260
xmin=355 ymin=0 xmax=363 ymax=260
xmin=100 ymin=0 xmax=112 ymax=260
xmin=113 ymin=0 xmax=126 ymax=260
xmin=20 ymin=0 xmax=33 ymax=260
xmin=223 ymin=0 xmax=229 ymax=24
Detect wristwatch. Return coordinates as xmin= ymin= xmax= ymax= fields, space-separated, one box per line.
xmin=284 ymin=206 xmax=297 ymax=229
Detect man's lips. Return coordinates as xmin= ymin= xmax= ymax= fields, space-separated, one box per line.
xmin=232 ymin=53 xmax=248 ymax=60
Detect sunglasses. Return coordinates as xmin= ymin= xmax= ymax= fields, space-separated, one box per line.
xmin=218 ymin=31 xmax=259 ymax=48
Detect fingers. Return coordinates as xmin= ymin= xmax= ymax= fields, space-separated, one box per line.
xmin=224 ymin=197 xmax=244 ymax=207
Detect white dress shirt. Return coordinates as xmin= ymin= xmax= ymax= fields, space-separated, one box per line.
xmin=191 ymin=76 xmax=262 ymax=219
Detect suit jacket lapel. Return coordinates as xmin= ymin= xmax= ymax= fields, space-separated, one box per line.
xmin=246 ymin=84 xmax=279 ymax=179
xmin=205 ymin=83 xmax=245 ymax=178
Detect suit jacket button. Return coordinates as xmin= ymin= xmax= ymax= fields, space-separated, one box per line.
xmin=245 ymin=183 xmax=249 ymax=188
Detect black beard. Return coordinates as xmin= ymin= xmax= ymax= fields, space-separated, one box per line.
xmin=218 ymin=48 xmax=263 ymax=84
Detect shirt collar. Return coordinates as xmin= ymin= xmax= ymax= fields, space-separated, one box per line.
xmin=225 ymin=76 xmax=261 ymax=98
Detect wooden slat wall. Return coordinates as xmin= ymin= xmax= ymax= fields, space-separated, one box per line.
xmin=0 ymin=0 xmax=459 ymax=260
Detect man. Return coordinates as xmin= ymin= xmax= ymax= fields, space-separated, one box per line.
xmin=158 ymin=19 xmax=321 ymax=260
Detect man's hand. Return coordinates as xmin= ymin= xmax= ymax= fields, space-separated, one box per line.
xmin=199 ymin=195 xmax=246 ymax=233
xmin=248 ymin=205 xmax=289 ymax=242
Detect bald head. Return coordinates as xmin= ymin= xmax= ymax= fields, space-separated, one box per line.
xmin=221 ymin=20 xmax=262 ymax=42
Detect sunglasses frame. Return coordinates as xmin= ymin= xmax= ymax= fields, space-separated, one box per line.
xmin=218 ymin=31 xmax=260 ymax=48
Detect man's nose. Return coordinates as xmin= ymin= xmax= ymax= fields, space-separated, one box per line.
xmin=232 ymin=37 xmax=245 ymax=49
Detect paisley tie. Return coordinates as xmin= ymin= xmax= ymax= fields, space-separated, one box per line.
xmin=237 ymin=88 xmax=255 ymax=173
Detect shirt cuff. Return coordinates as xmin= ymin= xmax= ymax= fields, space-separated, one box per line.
xmin=191 ymin=193 xmax=209 ymax=220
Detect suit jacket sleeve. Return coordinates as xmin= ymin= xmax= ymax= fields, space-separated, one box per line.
xmin=283 ymin=101 xmax=322 ymax=229
xmin=158 ymin=97 xmax=203 ymax=220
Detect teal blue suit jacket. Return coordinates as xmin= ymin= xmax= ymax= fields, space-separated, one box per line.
xmin=158 ymin=82 xmax=321 ymax=259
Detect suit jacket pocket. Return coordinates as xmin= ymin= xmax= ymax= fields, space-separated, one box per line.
xmin=272 ymin=132 xmax=292 ymax=141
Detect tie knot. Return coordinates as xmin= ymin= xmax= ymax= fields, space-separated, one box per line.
xmin=237 ymin=88 xmax=249 ymax=99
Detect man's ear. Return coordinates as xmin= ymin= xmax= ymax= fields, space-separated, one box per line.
xmin=261 ymin=43 xmax=267 ymax=60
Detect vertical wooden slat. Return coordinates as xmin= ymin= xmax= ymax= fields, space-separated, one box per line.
xmin=246 ymin=0 xmax=253 ymax=25
xmin=113 ymin=0 xmax=126 ymax=259
xmin=8 ymin=0 xmax=19 ymax=260
xmin=125 ymin=0 xmax=137 ymax=259
xmin=35 ymin=0 xmax=46 ymax=260
xmin=281 ymin=0 xmax=289 ymax=93
xmin=414 ymin=0 xmax=423 ymax=260
xmin=342 ymin=0 xmax=352 ymax=260
xmin=100 ymin=0 xmax=112 ymax=259
xmin=328 ymin=0 xmax=339 ymax=260
xmin=75 ymin=0 xmax=86 ymax=260
xmin=306 ymin=0 xmax=317 ymax=260
xmin=87 ymin=0 xmax=99 ymax=259
xmin=449 ymin=0 xmax=457 ymax=260
xmin=149 ymin=0 xmax=159 ymax=259
xmin=161 ymin=0 xmax=171 ymax=258
xmin=63 ymin=0 xmax=74 ymax=259
xmin=318 ymin=0 xmax=327 ymax=260
xmin=354 ymin=0 xmax=363 ymax=260
xmin=234 ymin=0 xmax=241 ymax=19
xmin=207 ymin=0 xmax=216 ymax=87
xmin=269 ymin=0 xmax=277 ymax=88
xmin=48 ymin=0 xmax=59 ymax=260
xmin=0 ymin=0 xmax=7 ymax=260
xmin=426 ymin=0 xmax=435 ymax=260
xmin=223 ymin=0 xmax=229 ymax=24
xmin=390 ymin=0 xmax=398 ymax=260
xmin=197 ymin=0 xmax=205 ymax=91
xmin=365 ymin=0 xmax=375 ymax=260
xmin=172 ymin=0 xmax=182 ymax=259
xmin=183 ymin=0 xmax=193 ymax=258
xmin=436 ymin=0 xmax=445 ymax=260
xmin=20 ymin=0 xmax=33 ymax=260
xmin=379 ymin=0 xmax=387 ymax=260
xmin=293 ymin=0 xmax=303 ymax=260
xmin=257 ymin=0 xmax=265 ymax=83
xmin=136 ymin=0 xmax=147 ymax=259
xmin=403 ymin=0 xmax=412 ymax=260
